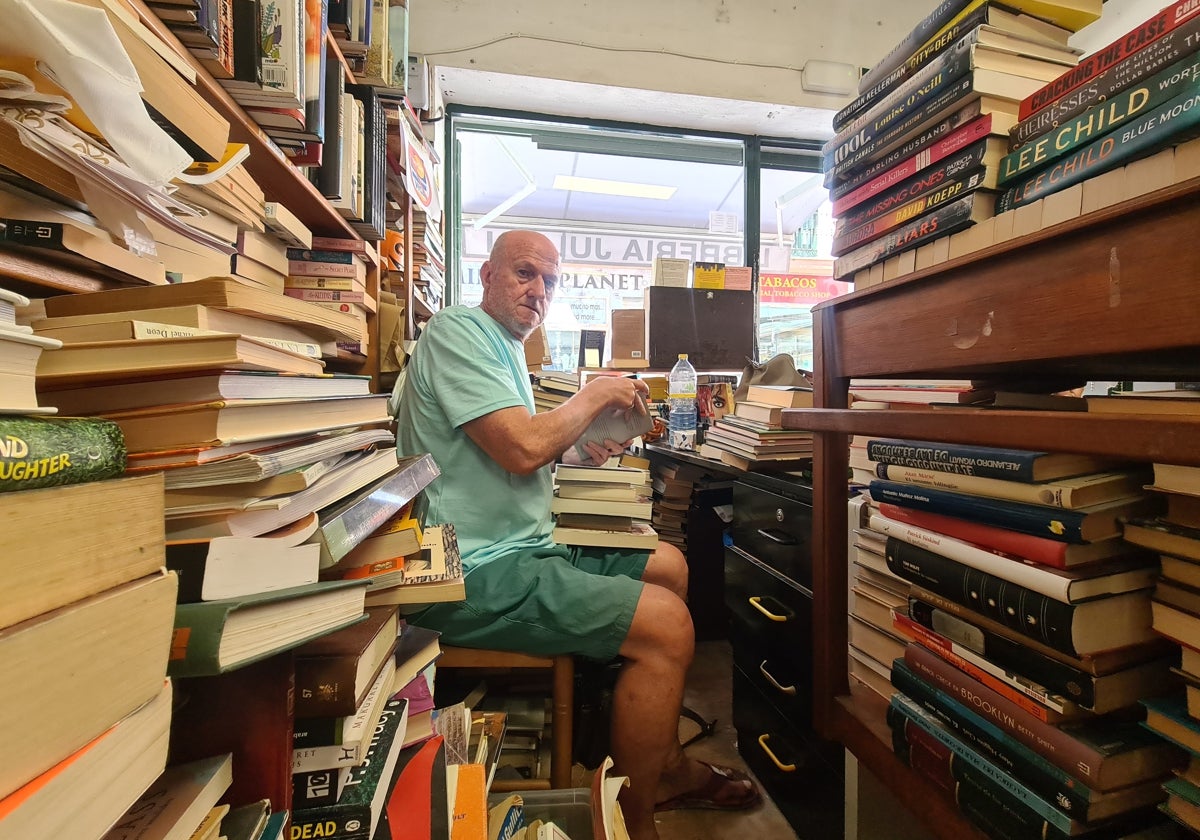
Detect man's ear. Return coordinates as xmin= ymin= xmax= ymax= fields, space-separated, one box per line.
xmin=479 ymin=260 xmax=492 ymax=289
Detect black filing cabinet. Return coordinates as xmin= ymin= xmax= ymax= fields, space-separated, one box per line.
xmin=726 ymin=472 xmax=844 ymax=838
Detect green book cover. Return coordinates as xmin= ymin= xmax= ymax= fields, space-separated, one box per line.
xmin=291 ymin=697 xmax=409 ymax=838
xmin=0 ymin=415 xmax=125 ymax=492
xmin=169 ymin=579 xmax=368 ymax=677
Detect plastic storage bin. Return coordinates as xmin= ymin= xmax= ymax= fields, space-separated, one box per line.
xmin=487 ymin=788 xmax=594 ymax=840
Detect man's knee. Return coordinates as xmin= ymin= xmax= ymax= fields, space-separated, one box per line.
xmin=647 ymin=543 xmax=688 ymax=600
xmin=624 ymin=586 xmax=695 ymax=664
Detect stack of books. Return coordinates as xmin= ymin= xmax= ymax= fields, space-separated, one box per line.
xmin=856 ymin=435 xmax=1187 ymax=837
xmin=0 ymin=411 xmax=180 ymax=838
xmin=824 ymin=0 xmax=1095 ymax=285
xmin=285 ymin=241 xmax=377 ymax=357
xmin=338 ymin=523 xmax=468 ymax=611
xmin=531 ymin=369 xmax=580 ymax=414
xmin=700 ymin=384 xmax=814 ymax=471
xmin=411 ymin=208 xmax=446 ymax=312
xmin=551 ymin=462 xmax=658 ymax=550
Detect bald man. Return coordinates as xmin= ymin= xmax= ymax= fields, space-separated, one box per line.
xmin=394 ymin=231 xmax=759 ymax=840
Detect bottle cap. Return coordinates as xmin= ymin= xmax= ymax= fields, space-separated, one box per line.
xmin=678 ymin=354 xmax=688 ymax=360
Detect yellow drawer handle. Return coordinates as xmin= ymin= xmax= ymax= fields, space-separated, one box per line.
xmin=757 ymin=734 xmax=796 ymax=773
xmin=748 ymin=596 xmax=792 ymax=622
xmin=758 ymin=660 xmax=797 ymax=695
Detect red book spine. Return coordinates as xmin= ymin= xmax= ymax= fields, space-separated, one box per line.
xmin=832 ymin=114 xmax=993 ymax=216
xmin=1018 ymin=0 xmax=1200 ymax=120
xmin=310 ymin=236 xmax=369 ymax=255
xmin=878 ymin=501 xmax=1068 ymax=569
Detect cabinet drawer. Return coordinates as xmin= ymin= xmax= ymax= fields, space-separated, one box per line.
xmin=731 ymin=480 xmax=814 ymax=588
xmin=733 ymin=666 xmax=844 ymax=837
xmin=725 ymin=544 xmax=812 ymax=634
xmin=729 ymin=626 xmax=811 ymax=725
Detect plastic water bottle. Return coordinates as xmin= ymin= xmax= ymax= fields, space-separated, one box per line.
xmin=668 ymin=353 xmax=698 ymax=450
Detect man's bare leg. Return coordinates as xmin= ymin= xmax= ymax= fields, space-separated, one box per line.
xmin=612 ymin=584 xmax=695 ymax=840
xmin=641 ymin=543 xmax=687 ymax=600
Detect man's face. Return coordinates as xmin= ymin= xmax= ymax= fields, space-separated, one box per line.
xmin=479 ymin=232 xmax=560 ymax=341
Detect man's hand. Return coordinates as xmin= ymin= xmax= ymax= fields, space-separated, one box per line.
xmin=561 ymin=437 xmax=628 ymax=466
xmin=580 ymin=375 xmax=650 ymax=414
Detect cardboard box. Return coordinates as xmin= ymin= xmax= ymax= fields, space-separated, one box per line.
xmin=610 ymin=308 xmax=646 ymax=362
xmin=524 ymin=324 xmax=552 ymax=369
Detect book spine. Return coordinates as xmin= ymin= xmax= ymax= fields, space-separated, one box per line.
xmin=879 ymin=499 xmax=1070 ymax=568
xmin=833 ymin=191 xmax=990 ymax=278
xmin=837 ymin=3 xmax=995 ymax=131
xmin=871 ymin=480 xmax=1087 ymax=542
xmin=292 ymin=766 xmax=351 ymax=809
xmin=870 ymin=512 xmax=1077 ymax=601
xmin=284 ymin=275 xmax=363 ymax=290
xmin=0 ymin=416 xmax=126 ymax=492
xmin=885 ymin=538 xmax=1079 ymax=653
xmin=890 ymin=694 xmax=1078 ymax=832
xmin=251 ymin=335 xmax=323 ymax=358
xmin=1010 ymin=13 xmax=1200 ymax=148
xmin=908 ymin=597 xmax=1098 ymax=708
xmin=287 ymin=248 xmax=358 ymax=264
xmin=855 ymin=0 xmax=972 ymax=94
xmin=831 ymin=99 xmax=986 ymax=193
xmin=294 ymin=659 xmax=358 ymax=717
xmin=894 ymin=612 xmax=1073 ymax=720
xmin=833 ymin=114 xmax=995 ymax=215
xmin=1018 ymin=0 xmax=1200 ymax=120
xmin=889 ymin=703 xmax=959 ymax=795
xmin=866 ymin=438 xmax=1042 ymax=481
xmin=293 ymin=716 xmax=346 ymax=747
xmin=285 ymin=288 xmax=371 ymax=304
xmin=288 ymin=259 xmax=361 ymax=277
xmin=825 ymin=42 xmax=975 ymax=172
xmin=231 ymin=0 xmax=263 ymax=85
xmin=875 ymin=464 xmax=1111 ymax=514
xmin=831 ymin=160 xmax=990 ymax=256
xmin=892 ymin=651 xmax=1106 ymax=787
xmin=309 ymin=235 xmax=370 ymax=255
xmin=952 ymin=765 xmax=1072 ymax=840
xmin=1000 ymin=51 xmax=1200 ymax=187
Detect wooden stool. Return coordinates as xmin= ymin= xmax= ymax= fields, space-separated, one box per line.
xmin=437 ymin=646 xmax=574 ymax=790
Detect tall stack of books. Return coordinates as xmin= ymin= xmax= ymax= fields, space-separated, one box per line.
xmin=551 ymin=462 xmax=658 ymax=550
xmin=411 ymin=208 xmax=446 ymax=312
xmin=824 ymin=0 xmax=1095 ymax=285
xmin=285 ymin=241 xmax=377 ymax=357
xmin=0 ymin=409 xmax=178 ymax=838
xmin=700 ymin=384 xmax=815 ymax=472
xmin=856 ymin=435 xmax=1187 ymax=837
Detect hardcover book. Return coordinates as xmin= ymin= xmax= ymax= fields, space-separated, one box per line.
xmin=865 ymin=437 xmax=1125 ymax=481
xmin=101 ymin=754 xmax=234 ymax=840
xmin=0 ymin=414 xmax=125 ymax=493
xmin=293 ymin=605 xmax=399 ymax=718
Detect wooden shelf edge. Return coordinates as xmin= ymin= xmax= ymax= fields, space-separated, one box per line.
xmin=128 ymin=0 xmax=361 ymax=241
xmin=781 ymin=407 xmax=1200 ymax=465
xmin=833 ymin=695 xmax=990 ymax=840
xmin=325 ymin=30 xmax=355 ymax=86
xmin=823 ymin=172 xmax=1200 ymax=311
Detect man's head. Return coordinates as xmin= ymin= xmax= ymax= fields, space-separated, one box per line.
xmin=479 ymin=230 xmax=560 ymax=341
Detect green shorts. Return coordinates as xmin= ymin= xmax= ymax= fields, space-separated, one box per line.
xmin=406 ymin=542 xmax=649 ymax=662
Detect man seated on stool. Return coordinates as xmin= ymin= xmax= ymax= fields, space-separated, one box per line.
xmin=393 ymin=230 xmax=760 ymax=840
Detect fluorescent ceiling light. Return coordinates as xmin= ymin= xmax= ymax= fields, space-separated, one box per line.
xmin=552 ymin=175 xmax=676 ymax=200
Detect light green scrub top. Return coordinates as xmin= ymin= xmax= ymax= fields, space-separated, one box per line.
xmin=394 ymin=306 xmax=554 ymax=570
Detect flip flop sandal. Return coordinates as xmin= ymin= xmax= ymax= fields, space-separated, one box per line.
xmin=654 ymin=761 xmax=763 ymax=812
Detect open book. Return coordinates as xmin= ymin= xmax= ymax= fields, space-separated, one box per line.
xmin=573 ymin=394 xmax=653 ymax=461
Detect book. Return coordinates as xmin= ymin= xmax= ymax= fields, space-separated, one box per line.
xmin=0 ymin=218 xmax=165 ymax=286
xmin=744 ymin=384 xmax=814 ymax=408
xmin=1150 ymin=600 xmax=1200 ymax=649
xmin=871 ymin=513 xmax=1158 ymax=601
xmin=0 ymin=329 xmax=59 ymax=413
xmin=866 ymin=461 xmax=1149 ymax=512
xmin=552 ymin=520 xmax=660 ymax=550
xmin=888 ymin=693 xmax=1168 ymax=827
xmin=870 ymin=480 xmax=1156 ymax=543
xmin=33 ymin=319 xmax=321 ymax=361
xmin=362 ymin=524 xmax=466 ymax=608
xmin=392 ymin=624 xmax=443 ymax=697
xmin=1123 ymin=518 xmax=1200 ymax=563
xmin=556 ymin=481 xmax=640 ymax=501
xmin=572 ymin=394 xmax=653 ymax=460
xmin=885 ymin=538 xmax=1157 ymax=656
xmin=549 ymin=493 xmax=652 ymax=520
xmin=1000 ymin=49 xmax=1200 ymax=187
xmin=371 ymin=735 xmax=451 ymax=840
xmin=1017 ymin=0 xmax=1200 ymax=121
xmin=163 ymin=456 xmax=346 ymax=503
xmin=165 ymin=449 xmax=403 ymax=541
xmin=1011 ymin=12 xmax=1200 ymax=149
xmin=292 ymin=657 xmax=396 ymax=772
xmin=99 ymin=394 xmax=389 ymax=453
xmin=305 ymin=453 xmax=441 ymax=568
xmin=36 ymin=334 xmax=325 ymax=386
xmin=290 ymin=697 xmax=410 ymax=839
xmin=166 ymin=513 xmax=322 ymax=602
xmin=293 ymin=605 xmax=400 ymax=718
xmin=997 ymin=80 xmax=1200 ymax=213
xmin=39 ymin=277 xmax=365 ymax=343
xmin=0 ymin=415 xmax=125 ymax=493
xmin=1162 ymin=555 xmax=1200 ymax=589
xmin=101 ymin=754 xmax=233 ymax=840
xmin=167 ymin=578 xmax=368 ymax=677
xmin=1 ymin=473 xmax=164 ymax=630
xmin=0 ymin=681 xmax=172 ymax=840
xmin=906 ymin=597 xmax=1178 ymax=713
xmin=865 ymin=437 xmax=1124 ymax=481
xmin=262 ymin=201 xmax=312 ymax=248
xmin=1142 ymin=694 xmax=1200 ymax=755
xmin=448 ymin=762 xmax=488 ymax=840
xmin=833 ymin=191 xmax=996 ymax=279
xmin=0 ymin=571 xmax=176 ymax=802
xmin=894 ymin=650 xmax=1183 ymax=792
xmin=215 ymin=800 xmax=271 ymax=840
xmin=336 ymin=501 xmax=424 ymax=569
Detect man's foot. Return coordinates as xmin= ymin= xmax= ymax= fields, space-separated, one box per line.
xmin=654 ymin=761 xmax=762 ymax=812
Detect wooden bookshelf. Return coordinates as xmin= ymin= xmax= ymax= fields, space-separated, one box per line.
xmin=783 ymin=174 xmax=1200 ymax=840
xmin=129 ymin=0 xmax=361 ymax=240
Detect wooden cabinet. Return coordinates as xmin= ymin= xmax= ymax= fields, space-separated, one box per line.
xmin=782 ymin=176 xmax=1200 ymax=840
xmin=724 ymin=473 xmax=844 ymax=837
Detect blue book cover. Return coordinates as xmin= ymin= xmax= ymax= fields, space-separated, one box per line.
xmin=865 ymin=438 xmax=1122 ymax=483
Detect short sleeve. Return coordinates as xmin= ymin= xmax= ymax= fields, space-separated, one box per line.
xmin=417 ymin=311 xmax=528 ymax=429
